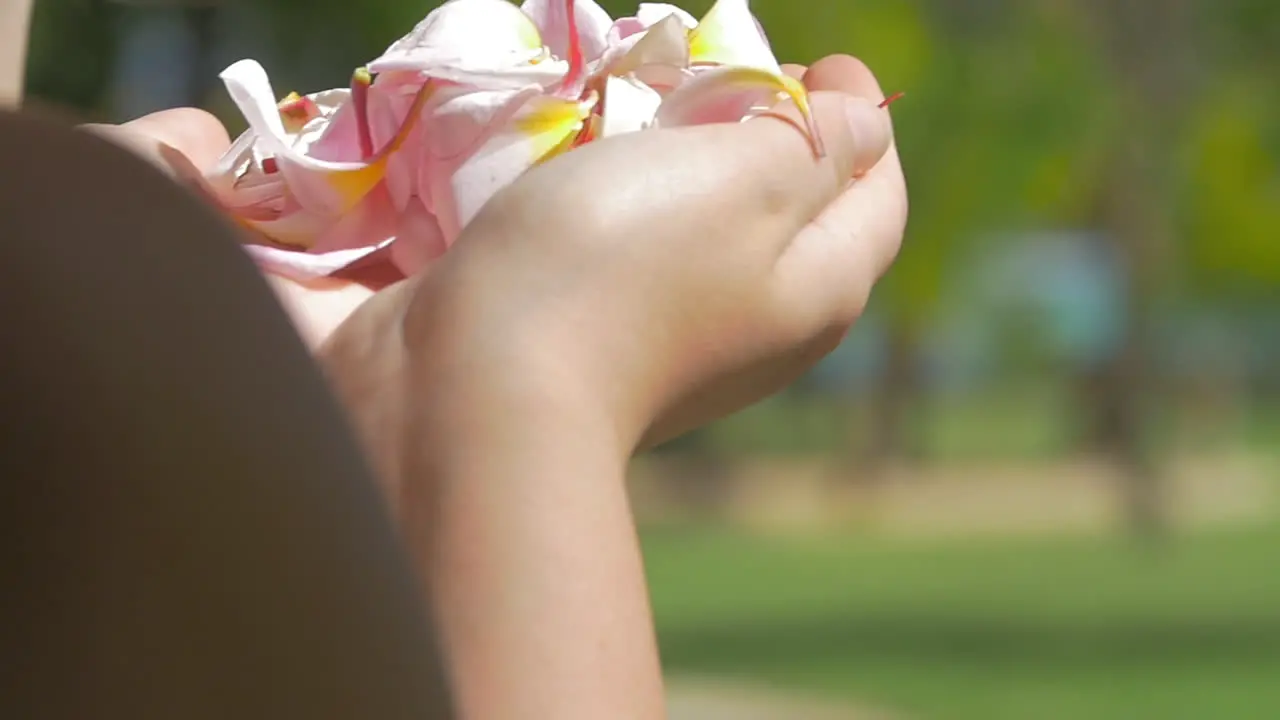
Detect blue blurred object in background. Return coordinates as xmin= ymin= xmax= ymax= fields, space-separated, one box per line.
xmin=105 ymin=0 xmax=222 ymax=119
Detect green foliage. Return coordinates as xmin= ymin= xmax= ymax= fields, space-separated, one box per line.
xmin=1182 ymin=78 xmax=1280 ymax=297
xmin=256 ymin=0 xmax=441 ymax=60
xmin=645 ymin=522 xmax=1280 ymax=719
xmin=24 ymin=0 xmax=115 ymax=112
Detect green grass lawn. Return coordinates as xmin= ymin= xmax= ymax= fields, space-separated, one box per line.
xmin=643 ymin=522 xmax=1280 ymax=719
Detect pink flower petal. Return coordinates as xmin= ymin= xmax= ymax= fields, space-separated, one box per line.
xmin=309 ymin=184 xmax=399 ymax=253
xmin=634 ymin=64 xmax=692 ymax=95
xmin=245 ymin=242 xmax=394 ymax=281
xmin=520 ymin=0 xmax=614 ymax=64
xmin=304 ymin=92 xmax=366 ymax=163
xmin=390 ymin=199 xmax=448 ymax=275
xmin=606 ymin=17 xmax=647 ymax=45
xmin=422 ymin=88 xmax=595 ymax=244
xmin=596 ymin=12 xmax=689 ymax=78
xmin=687 ymin=0 xmax=780 ymax=72
xmin=656 ymin=65 xmax=820 ymax=153
xmin=241 ymin=185 xmax=400 ymax=279
xmin=220 ymin=60 xmax=410 ymax=217
xmin=451 ymin=91 xmax=596 ymax=229
xmin=419 ymin=85 xmax=541 ymax=238
xmin=600 ymin=75 xmax=661 ymax=137
xmin=367 ymin=0 xmax=567 ymax=90
xmin=636 ymin=3 xmax=698 ymax=30
xmin=368 ymin=72 xmax=428 ymax=211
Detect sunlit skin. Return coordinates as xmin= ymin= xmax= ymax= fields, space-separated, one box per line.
xmin=0 ymin=0 xmax=33 ymax=107
xmin=6 ymin=2 xmax=907 ymax=717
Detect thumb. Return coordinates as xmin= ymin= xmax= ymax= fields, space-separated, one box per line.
xmin=118 ymin=107 xmax=232 ymax=170
xmin=80 ymin=108 xmax=231 ymax=181
xmin=724 ymin=90 xmax=894 ymax=228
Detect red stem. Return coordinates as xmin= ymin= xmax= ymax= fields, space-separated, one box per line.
xmin=351 ymin=68 xmax=375 ymax=159
xmin=561 ymin=0 xmax=585 ymax=90
xmin=879 ymin=91 xmax=906 ymax=109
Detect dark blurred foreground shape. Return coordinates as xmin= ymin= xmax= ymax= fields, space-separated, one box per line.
xmin=0 ymin=109 xmax=453 ymax=720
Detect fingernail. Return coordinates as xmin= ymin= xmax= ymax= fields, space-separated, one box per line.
xmin=842 ymin=96 xmax=893 ymax=174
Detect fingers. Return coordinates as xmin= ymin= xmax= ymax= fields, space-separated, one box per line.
xmin=797 ymin=54 xmax=908 ymax=281
xmin=710 ymin=87 xmax=893 ymax=240
xmin=121 ymin=108 xmax=233 ymax=170
xmin=772 ymin=56 xmax=909 ymax=336
xmin=804 ymin=54 xmax=886 ymax=104
xmin=81 ymin=108 xmax=231 ymax=181
xmin=781 ymin=63 xmax=807 ymax=80
xmin=773 ymin=158 xmax=908 ymax=332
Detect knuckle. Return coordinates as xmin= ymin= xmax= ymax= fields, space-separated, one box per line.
xmin=769 ymin=284 xmax=863 ymax=353
xmin=808 ymin=322 xmax=851 ymax=361
xmin=752 ymin=169 xmax=805 ymax=227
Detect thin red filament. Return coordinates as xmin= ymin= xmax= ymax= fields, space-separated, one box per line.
xmin=878 ymin=91 xmax=905 ymax=109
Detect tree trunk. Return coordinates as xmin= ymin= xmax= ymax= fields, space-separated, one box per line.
xmin=1083 ymin=0 xmax=1197 ymax=540
xmin=856 ymin=326 xmax=923 ymax=482
xmin=651 ymin=427 xmax=735 ymax=518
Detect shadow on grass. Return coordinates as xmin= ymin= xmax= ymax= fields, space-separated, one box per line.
xmin=659 ymin=612 xmax=1280 ymax=672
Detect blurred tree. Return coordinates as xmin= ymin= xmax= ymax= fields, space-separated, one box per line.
xmin=808 ymin=0 xmax=940 ymax=477
xmin=256 ymin=0 xmax=431 ymax=63
xmin=1079 ymin=0 xmax=1200 ymax=540
xmin=1174 ymin=0 xmax=1280 ymax=410
xmin=1184 ymin=84 xmax=1280 ymax=298
xmin=105 ymin=0 xmax=225 ymax=121
xmin=1180 ymin=0 xmax=1280 ymax=310
xmin=821 ymin=0 xmax=1104 ymax=476
xmin=23 ymin=0 xmax=115 ymax=113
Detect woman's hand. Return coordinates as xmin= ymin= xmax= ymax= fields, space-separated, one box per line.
xmin=92 ymin=54 xmax=907 ymax=720
xmin=375 ymin=55 xmax=906 ymax=453
xmin=316 ymin=54 xmax=906 ymax=720
xmin=92 ymin=55 xmax=906 ymax=455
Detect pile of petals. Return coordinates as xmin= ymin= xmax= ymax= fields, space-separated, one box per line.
xmin=203 ymin=0 xmax=822 ymax=280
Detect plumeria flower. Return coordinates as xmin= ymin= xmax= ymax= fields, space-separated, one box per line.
xmin=203 ymin=0 xmax=824 ymax=281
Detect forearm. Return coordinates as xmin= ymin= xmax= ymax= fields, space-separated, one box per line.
xmin=317 ymin=265 xmax=667 ymax=718
xmin=398 ymin=364 xmax=666 ymax=720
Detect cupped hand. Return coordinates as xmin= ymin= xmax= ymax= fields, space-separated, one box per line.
xmin=85 ymin=59 xmax=906 ymax=720
xmin=375 ymin=54 xmax=908 ymax=454
xmin=92 ymin=54 xmax=908 ymax=471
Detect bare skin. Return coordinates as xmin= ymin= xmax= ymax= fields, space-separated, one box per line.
xmin=5 ymin=3 xmax=907 ymax=715
xmin=0 ymin=0 xmax=32 ymax=106
xmin=326 ymin=67 xmax=905 ymax=720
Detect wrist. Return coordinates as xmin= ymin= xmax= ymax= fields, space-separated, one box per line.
xmin=400 ymin=267 xmax=650 ymax=460
xmin=401 ymin=326 xmax=630 ymax=473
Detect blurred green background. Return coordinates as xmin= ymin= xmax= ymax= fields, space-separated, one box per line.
xmin=23 ymin=0 xmax=1279 ymax=717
